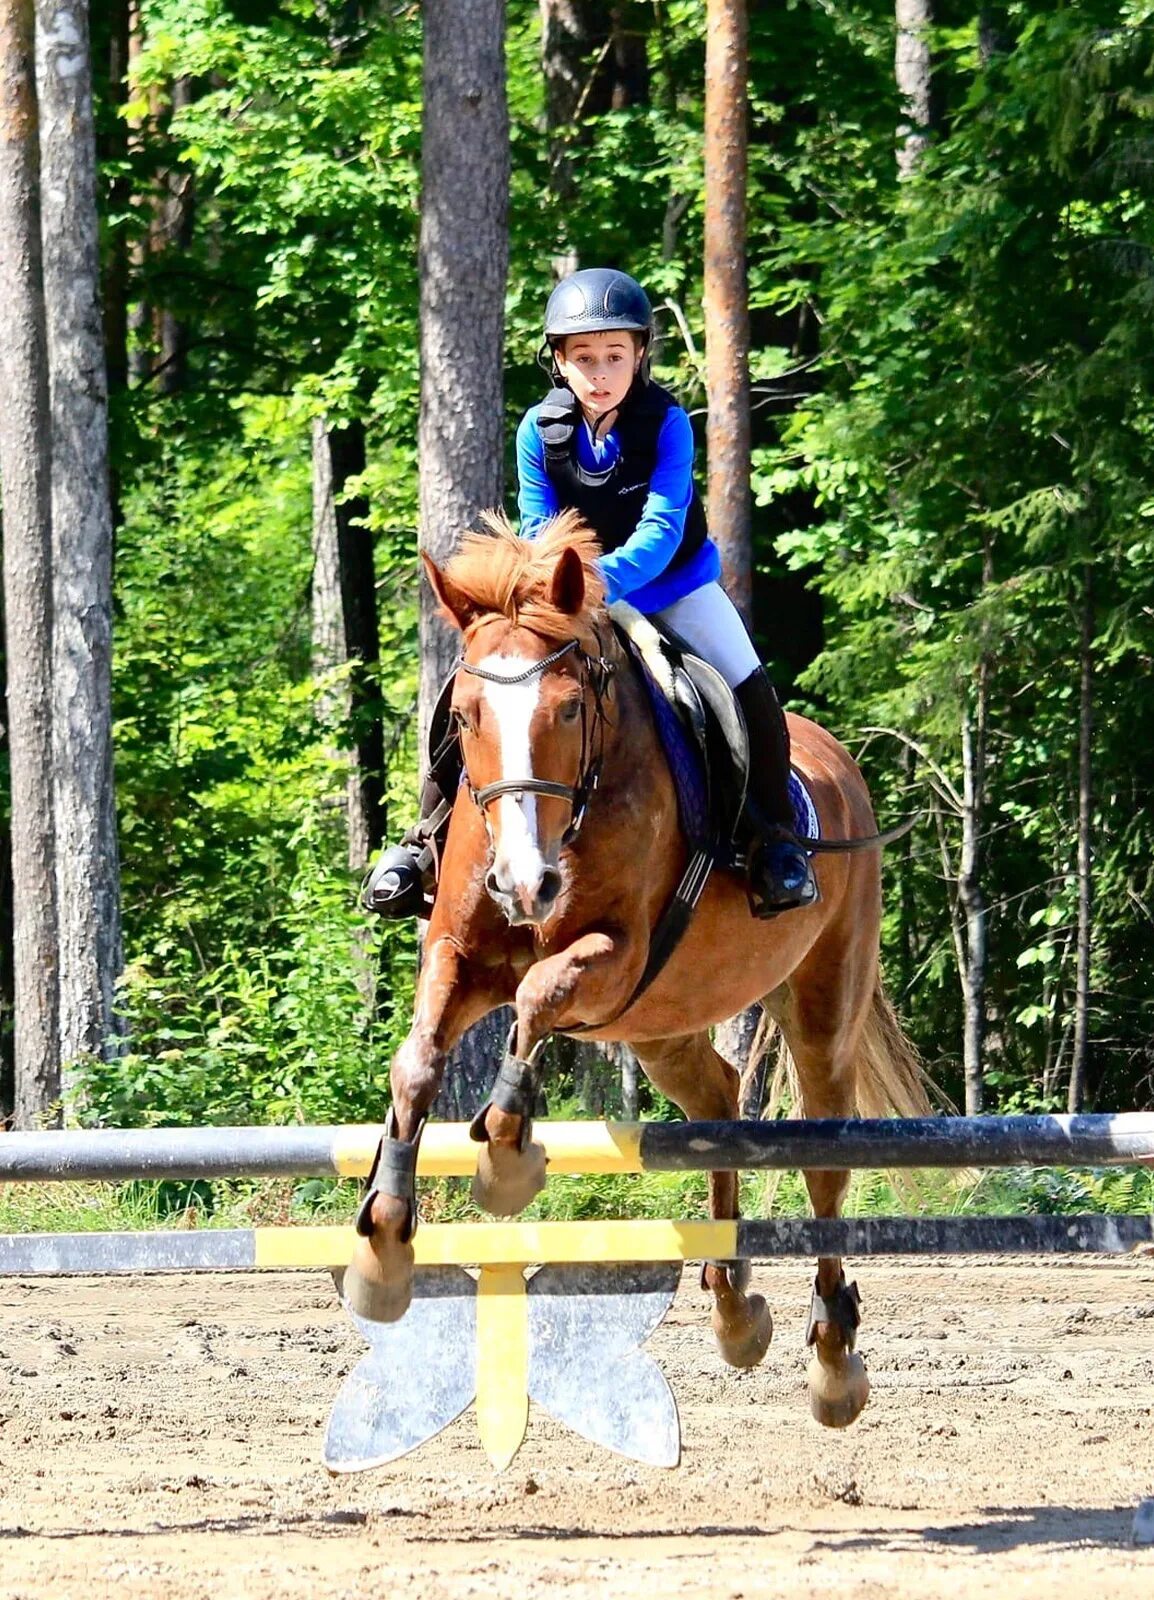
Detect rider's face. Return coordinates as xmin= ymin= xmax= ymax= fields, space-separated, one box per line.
xmin=554 ymin=331 xmax=643 ymax=427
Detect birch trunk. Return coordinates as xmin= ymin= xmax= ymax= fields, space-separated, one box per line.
xmin=703 ymin=0 xmax=751 ymax=626
xmin=957 ymin=688 xmax=988 ymax=1115
xmin=310 ymin=417 xmax=383 ymax=873
xmin=37 ymin=0 xmax=122 ymax=1076
xmin=0 ymin=0 xmax=60 ymax=1123
xmin=715 ymin=1004 xmax=764 ymax=1116
xmin=420 ymin=0 xmax=510 ymax=1117
xmin=1067 ymin=568 xmax=1094 ymax=1113
xmin=895 ymin=0 xmax=934 ymax=177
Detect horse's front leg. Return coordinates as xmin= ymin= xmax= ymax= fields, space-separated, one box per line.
xmin=471 ymin=928 xmax=641 ymax=1217
xmin=344 ymin=935 xmax=507 ymax=1323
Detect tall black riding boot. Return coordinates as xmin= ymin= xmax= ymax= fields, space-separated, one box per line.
xmin=733 ymin=667 xmax=818 ymax=917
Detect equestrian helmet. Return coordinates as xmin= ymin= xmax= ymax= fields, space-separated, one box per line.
xmin=544 ymin=268 xmax=652 ymax=342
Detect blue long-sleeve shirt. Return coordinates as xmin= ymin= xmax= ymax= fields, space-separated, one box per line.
xmin=516 ymin=400 xmax=721 ymax=613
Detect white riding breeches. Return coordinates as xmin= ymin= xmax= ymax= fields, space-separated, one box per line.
xmin=652 ymin=581 xmax=760 ymax=689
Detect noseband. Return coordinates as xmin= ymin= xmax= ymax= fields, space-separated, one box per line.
xmin=456 ymin=632 xmax=616 ymax=847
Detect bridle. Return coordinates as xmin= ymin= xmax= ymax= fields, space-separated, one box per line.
xmin=456 ymin=627 xmax=617 ymax=848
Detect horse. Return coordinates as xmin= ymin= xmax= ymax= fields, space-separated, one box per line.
xmin=346 ymin=509 xmax=930 ymax=1428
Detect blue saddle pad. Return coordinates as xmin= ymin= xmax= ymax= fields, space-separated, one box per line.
xmin=637 ymin=665 xmax=819 ymax=852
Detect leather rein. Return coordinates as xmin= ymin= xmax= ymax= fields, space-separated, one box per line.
xmin=456 ymin=630 xmax=618 ymax=848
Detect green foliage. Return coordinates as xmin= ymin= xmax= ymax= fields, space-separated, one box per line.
xmin=752 ymin=2 xmax=1154 ymax=1107
xmin=68 ymin=0 xmax=1154 ymax=1138
xmin=91 ymin=392 xmax=418 ymax=1128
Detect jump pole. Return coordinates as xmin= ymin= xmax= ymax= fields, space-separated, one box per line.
xmin=2 ymin=1112 xmax=1154 ymax=1182
xmin=2 ymin=1212 xmax=1153 ymax=1277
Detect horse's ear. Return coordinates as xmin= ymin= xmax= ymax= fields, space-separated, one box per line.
xmin=549 ymin=545 xmax=586 ymax=616
xmin=422 ymin=553 xmax=477 ymax=632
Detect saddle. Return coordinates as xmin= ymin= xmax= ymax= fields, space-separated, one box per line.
xmin=608 ymin=602 xmax=818 ymax=869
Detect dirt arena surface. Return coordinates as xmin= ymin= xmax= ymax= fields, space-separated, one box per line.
xmin=1 ymin=1253 xmax=1153 ymax=1599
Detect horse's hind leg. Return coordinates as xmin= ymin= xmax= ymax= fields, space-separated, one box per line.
xmin=632 ymin=1031 xmax=774 ymax=1370
xmin=771 ymin=963 xmax=874 ymax=1428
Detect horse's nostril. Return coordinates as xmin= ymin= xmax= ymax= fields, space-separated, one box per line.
xmin=539 ymin=868 xmax=562 ymax=904
xmin=485 ymin=869 xmax=501 ymax=897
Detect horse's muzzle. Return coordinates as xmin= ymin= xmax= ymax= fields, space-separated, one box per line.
xmin=485 ymin=863 xmax=563 ymax=925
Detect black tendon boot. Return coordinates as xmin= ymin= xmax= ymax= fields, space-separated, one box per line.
xmin=733 ymin=667 xmax=818 ymax=917
xmin=362 ymin=774 xmax=452 ymax=918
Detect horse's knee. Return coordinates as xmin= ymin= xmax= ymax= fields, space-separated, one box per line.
xmin=390 ymin=1031 xmax=444 ymax=1119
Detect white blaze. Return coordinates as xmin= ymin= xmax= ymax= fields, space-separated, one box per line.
xmin=478 ymin=653 xmax=548 ymax=893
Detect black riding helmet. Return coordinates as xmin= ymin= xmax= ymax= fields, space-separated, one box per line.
xmin=542 ymin=267 xmax=653 ymax=384
xmin=544 ymin=267 xmax=653 ymax=340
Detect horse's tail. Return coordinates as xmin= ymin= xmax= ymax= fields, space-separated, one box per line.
xmin=747 ymin=977 xmax=936 ymax=1121
xmin=853 ymin=978 xmax=935 ymax=1119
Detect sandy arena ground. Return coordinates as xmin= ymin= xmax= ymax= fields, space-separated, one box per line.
xmin=1 ymin=1253 xmax=1153 ymax=1599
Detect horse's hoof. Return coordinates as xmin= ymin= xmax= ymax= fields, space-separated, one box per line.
xmin=341 ymin=1232 xmax=415 ymax=1324
xmin=713 ymin=1293 xmax=773 ymax=1369
xmin=472 ymin=1139 xmax=547 ymax=1217
xmin=806 ymin=1349 xmax=870 ymax=1428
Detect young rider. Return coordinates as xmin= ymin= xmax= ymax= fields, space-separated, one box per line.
xmin=364 ymin=267 xmax=816 ymax=919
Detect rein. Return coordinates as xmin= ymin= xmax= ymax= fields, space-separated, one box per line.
xmin=457 ymin=630 xmax=617 ymax=846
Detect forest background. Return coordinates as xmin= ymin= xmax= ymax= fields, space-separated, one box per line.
xmin=2 ymin=0 xmax=1153 ymax=1138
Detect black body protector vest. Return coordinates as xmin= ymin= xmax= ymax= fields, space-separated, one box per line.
xmin=535 ymin=380 xmax=709 ymax=571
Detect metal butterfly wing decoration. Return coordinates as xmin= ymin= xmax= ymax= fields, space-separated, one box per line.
xmin=324 ymin=1261 xmax=680 ymax=1472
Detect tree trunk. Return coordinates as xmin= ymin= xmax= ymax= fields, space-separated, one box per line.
xmin=125 ymin=0 xmax=148 ymax=387
xmin=703 ymin=0 xmax=751 ymax=626
xmin=1067 ymin=567 xmax=1094 ymax=1113
xmin=152 ymin=75 xmax=194 ymax=394
xmin=977 ymin=7 xmax=1010 ymax=65
xmin=715 ymin=1005 xmax=763 ymax=1116
xmin=101 ymin=0 xmax=131 ymax=538
xmin=420 ymin=0 xmax=510 ymax=1118
xmin=541 ymin=1 xmax=649 ymax=205
xmin=0 ymin=806 xmax=14 ymax=1121
xmin=957 ymin=687 xmax=988 ymax=1115
xmin=311 ymin=417 xmax=383 ymax=872
xmin=898 ymin=740 xmax=917 ymax=1000
xmin=704 ymin=0 xmax=759 ymax=1074
xmin=37 ymin=0 xmax=123 ymax=1077
xmin=0 ymin=0 xmax=60 ymax=1124
xmin=895 ymin=0 xmax=934 ymax=177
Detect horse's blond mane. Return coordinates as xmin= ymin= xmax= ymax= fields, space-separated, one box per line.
xmin=444 ymin=510 xmax=606 ymax=643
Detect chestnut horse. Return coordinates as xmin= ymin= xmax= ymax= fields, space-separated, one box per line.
xmin=347 ymin=511 xmax=929 ymax=1428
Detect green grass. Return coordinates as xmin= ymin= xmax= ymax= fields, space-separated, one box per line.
xmin=1 ymin=1161 xmax=1150 ymax=1236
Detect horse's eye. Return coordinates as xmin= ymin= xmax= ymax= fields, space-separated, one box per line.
xmin=559 ymin=699 xmax=582 ymax=724
xmin=453 ymin=708 xmax=475 ymax=736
